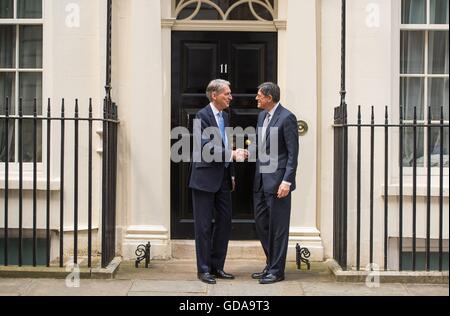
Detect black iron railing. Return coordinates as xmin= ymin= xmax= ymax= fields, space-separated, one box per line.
xmin=1 ymin=97 xmax=118 ymax=269
xmin=333 ymin=105 xmax=449 ymax=272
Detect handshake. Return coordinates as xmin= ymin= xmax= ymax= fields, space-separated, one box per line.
xmin=232 ymin=148 xmax=249 ymax=162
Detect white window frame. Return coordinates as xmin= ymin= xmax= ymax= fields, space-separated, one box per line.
xmin=393 ymin=0 xmax=449 ymax=178
xmin=0 ymin=0 xmax=46 ymax=186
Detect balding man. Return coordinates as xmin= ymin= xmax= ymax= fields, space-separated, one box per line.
xmin=189 ymin=79 xmax=248 ymax=284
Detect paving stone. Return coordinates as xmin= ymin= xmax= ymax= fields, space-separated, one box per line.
xmin=23 ymin=279 xmax=133 ymax=296
xmin=301 ymin=281 xmax=409 ymax=296
xmin=207 ymin=280 xmax=304 ymax=296
xmin=128 ymin=291 xmax=206 ymax=296
xmin=0 ymin=279 xmax=33 ymax=296
xmin=404 ymin=284 xmax=449 ymax=296
xmin=129 ymin=280 xmax=207 ymax=294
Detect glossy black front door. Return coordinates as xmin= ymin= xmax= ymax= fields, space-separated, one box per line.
xmin=171 ymin=31 xmax=277 ymax=240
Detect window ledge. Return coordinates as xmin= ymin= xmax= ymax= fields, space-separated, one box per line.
xmin=382 ymin=184 xmax=449 ymax=198
xmin=0 ymin=178 xmax=60 ymax=191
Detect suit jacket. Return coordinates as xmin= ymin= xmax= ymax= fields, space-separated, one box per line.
xmin=253 ymin=104 xmax=299 ymax=194
xmin=189 ymin=105 xmax=234 ymax=193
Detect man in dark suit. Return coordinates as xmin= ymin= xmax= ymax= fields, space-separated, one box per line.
xmin=189 ymin=79 xmax=248 ymax=284
xmin=251 ymin=82 xmax=299 ymax=284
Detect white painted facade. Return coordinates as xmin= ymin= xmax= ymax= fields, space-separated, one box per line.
xmin=1 ymin=0 xmax=448 ymax=270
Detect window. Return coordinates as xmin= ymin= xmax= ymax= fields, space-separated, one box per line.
xmin=175 ymin=0 xmax=275 ymax=21
xmin=400 ymin=0 xmax=449 ymax=168
xmin=0 ymin=0 xmax=42 ymax=163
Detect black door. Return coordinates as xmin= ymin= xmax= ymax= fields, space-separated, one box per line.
xmin=171 ymin=31 xmax=277 ymax=240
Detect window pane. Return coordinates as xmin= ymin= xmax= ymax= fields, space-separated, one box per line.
xmin=229 ymin=2 xmax=273 ymax=21
xmin=0 ymin=72 xmax=15 ymax=112
xmin=402 ymin=0 xmax=426 ymax=24
xmin=0 ymin=0 xmax=13 ymax=18
xmin=193 ymin=3 xmax=221 ymax=20
xmin=19 ymin=25 xmax=42 ymax=69
xmin=428 ymin=31 xmax=449 ymax=74
xmin=400 ymin=77 xmax=424 ymax=120
xmin=22 ymin=120 xmax=42 ymax=162
xmin=19 ymin=72 xmax=42 ymax=115
xmin=20 ymin=72 xmax=42 ymax=162
xmin=0 ymin=25 xmax=15 ymax=68
xmin=17 ymin=0 xmax=42 ymax=18
xmin=430 ymin=128 xmax=449 ymax=167
xmin=428 ymin=78 xmax=449 ymax=120
xmin=0 ymin=120 xmax=15 ymax=162
xmin=430 ymin=0 xmax=449 ymax=24
xmin=0 ymin=72 xmax=15 ymax=162
xmin=401 ymin=31 xmax=425 ymax=74
xmin=403 ymin=127 xmax=425 ymax=167
xmin=177 ymin=3 xmax=201 ymax=19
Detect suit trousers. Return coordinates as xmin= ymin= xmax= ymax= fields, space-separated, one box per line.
xmin=192 ymin=167 xmax=232 ymax=274
xmin=254 ymin=188 xmax=292 ymax=277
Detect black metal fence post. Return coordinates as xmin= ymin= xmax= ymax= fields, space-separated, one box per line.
xmin=18 ymin=99 xmax=23 ymax=267
xmin=46 ymin=99 xmax=51 ymax=267
xmin=399 ymin=106 xmax=404 ymax=271
xmin=32 ymin=99 xmax=37 ymax=267
xmin=60 ymin=99 xmax=65 ymax=268
xmin=333 ymin=105 xmax=348 ymax=270
xmin=4 ymin=97 xmax=9 ymax=266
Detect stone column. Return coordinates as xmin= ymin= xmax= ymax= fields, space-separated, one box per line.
xmin=279 ymin=0 xmax=324 ymax=261
xmin=115 ymin=0 xmax=171 ymax=259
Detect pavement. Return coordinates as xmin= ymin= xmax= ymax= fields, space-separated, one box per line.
xmin=0 ymin=259 xmax=448 ymax=296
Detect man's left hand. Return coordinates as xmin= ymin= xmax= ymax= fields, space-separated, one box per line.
xmin=277 ymin=183 xmax=290 ymax=199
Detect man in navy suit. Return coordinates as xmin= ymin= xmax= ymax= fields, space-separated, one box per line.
xmin=189 ymin=79 xmax=248 ymax=284
xmin=251 ymin=82 xmax=299 ymax=284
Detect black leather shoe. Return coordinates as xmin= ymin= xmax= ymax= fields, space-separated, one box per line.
xmin=259 ymin=273 xmax=285 ymax=284
xmin=198 ymin=272 xmax=216 ymax=284
xmin=251 ymin=267 xmax=268 ymax=279
xmin=212 ymin=270 xmax=235 ymax=280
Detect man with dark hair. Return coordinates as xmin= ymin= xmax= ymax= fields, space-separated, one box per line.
xmin=189 ymin=79 xmax=248 ymax=284
xmin=251 ymin=82 xmax=299 ymax=284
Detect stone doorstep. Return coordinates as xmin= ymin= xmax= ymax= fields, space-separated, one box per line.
xmin=0 ymin=257 xmax=122 ymax=280
xmin=326 ymin=259 xmax=450 ymax=285
xmin=171 ymin=240 xmax=266 ymax=260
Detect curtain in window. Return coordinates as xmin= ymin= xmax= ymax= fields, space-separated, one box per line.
xmin=0 ymin=72 xmax=15 ymax=162
xmin=401 ymin=31 xmax=425 ymax=121
xmin=0 ymin=120 xmax=14 ymax=162
xmin=402 ymin=0 xmax=426 ymax=24
xmin=0 ymin=25 xmax=15 ymax=68
xmin=428 ymin=78 xmax=449 ymax=167
xmin=428 ymin=31 xmax=449 ymax=75
xmin=20 ymin=72 xmax=42 ymax=162
xmin=403 ymin=128 xmax=425 ymax=167
xmin=431 ymin=0 xmax=449 ymax=24
xmin=19 ymin=25 xmax=43 ymax=69
xmin=17 ymin=0 xmax=42 ymax=18
xmin=0 ymin=0 xmax=13 ymax=18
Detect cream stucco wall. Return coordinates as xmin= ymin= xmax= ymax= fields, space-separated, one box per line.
xmin=113 ymin=0 xmax=171 ymax=259
xmin=1 ymin=0 xmax=447 ymax=267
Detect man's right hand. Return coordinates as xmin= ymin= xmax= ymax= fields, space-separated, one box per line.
xmin=232 ymin=149 xmax=249 ymax=162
